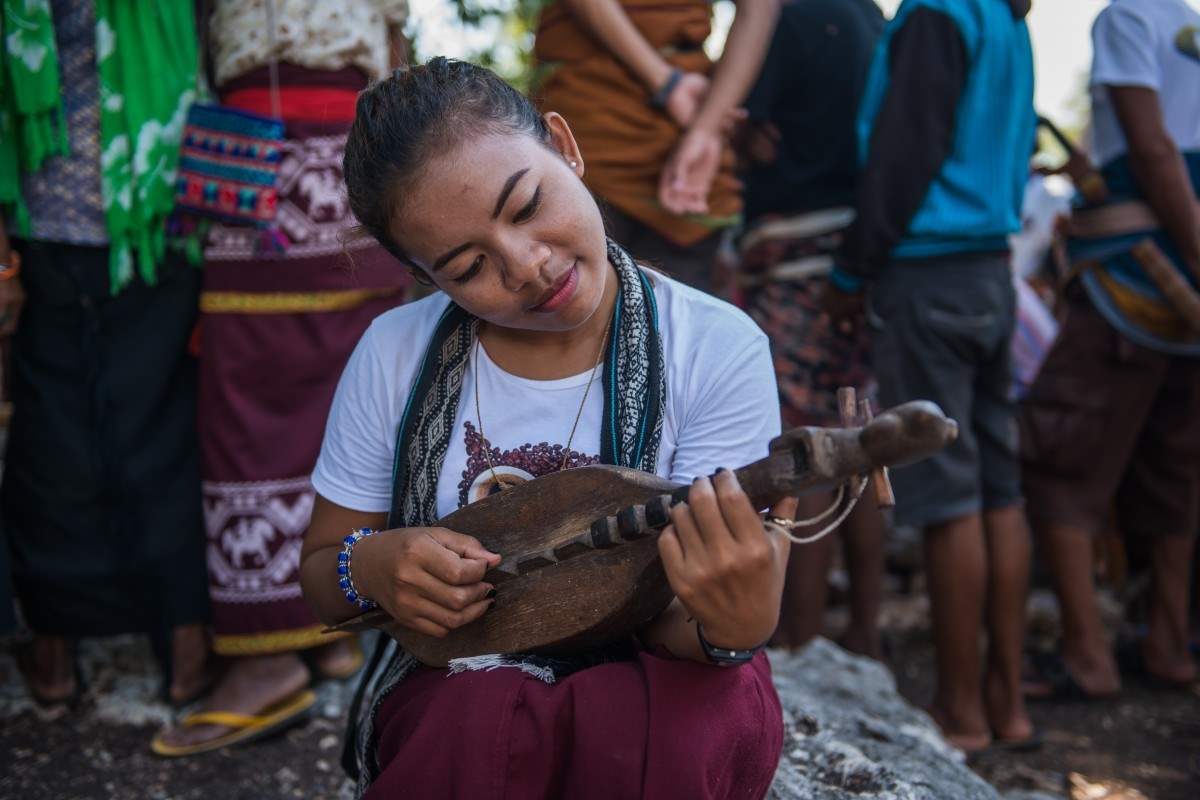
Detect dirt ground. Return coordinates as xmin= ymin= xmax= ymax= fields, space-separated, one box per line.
xmin=872 ymin=592 xmax=1200 ymax=800
xmin=1 ymin=589 xmax=1197 ymax=800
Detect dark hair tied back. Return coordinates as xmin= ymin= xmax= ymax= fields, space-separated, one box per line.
xmin=344 ymin=57 xmax=551 ymax=267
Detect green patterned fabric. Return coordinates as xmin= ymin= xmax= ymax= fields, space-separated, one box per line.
xmin=0 ymin=0 xmax=68 ymax=232
xmin=1 ymin=0 xmax=196 ymax=292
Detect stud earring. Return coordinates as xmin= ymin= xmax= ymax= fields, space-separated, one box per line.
xmin=570 ymin=160 xmax=578 ymax=168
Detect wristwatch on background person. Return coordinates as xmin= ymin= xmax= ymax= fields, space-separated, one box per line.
xmin=697 ymin=623 xmax=762 ymax=667
xmin=0 ymin=250 xmax=20 ymax=281
xmin=649 ymin=68 xmax=683 ymax=110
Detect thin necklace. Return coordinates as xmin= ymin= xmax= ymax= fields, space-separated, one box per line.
xmin=473 ymin=312 xmax=614 ymax=490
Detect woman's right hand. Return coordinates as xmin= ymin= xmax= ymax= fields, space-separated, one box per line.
xmin=352 ymin=527 xmax=501 ymax=639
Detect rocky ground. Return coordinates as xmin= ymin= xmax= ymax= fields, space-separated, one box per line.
xmin=1 ymin=590 xmax=1196 ymax=799
xmin=874 ymin=592 xmax=1200 ymax=800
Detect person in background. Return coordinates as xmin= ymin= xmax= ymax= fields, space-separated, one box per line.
xmin=151 ymin=0 xmax=411 ymax=756
xmin=1021 ymin=0 xmax=1200 ymax=699
xmin=824 ymin=0 xmax=1038 ymax=752
xmin=734 ymin=0 xmax=886 ymax=658
xmin=533 ymin=0 xmax=780 ymax=293
xmin=0 ymin=0 xmax=210 ymax=708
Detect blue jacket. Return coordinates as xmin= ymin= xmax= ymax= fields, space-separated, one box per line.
xmin=842 ymin=0 xmax=1036 ymax=273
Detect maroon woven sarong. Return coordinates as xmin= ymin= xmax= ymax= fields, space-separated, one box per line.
xmin=200 ymin=66 xmax=409 ymax=656
xmin=365 ymin=651 xmax=783 ymax=799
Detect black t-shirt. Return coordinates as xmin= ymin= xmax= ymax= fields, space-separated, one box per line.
xmin=741 ymin=0 xmax=885 ymax=226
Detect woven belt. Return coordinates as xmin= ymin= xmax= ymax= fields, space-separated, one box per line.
xmin=1066 ymin=199 xmax=1200 ymax=240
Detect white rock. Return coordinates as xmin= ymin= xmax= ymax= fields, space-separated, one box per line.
xmin=768 ymin=639 xmax=999 ymax=800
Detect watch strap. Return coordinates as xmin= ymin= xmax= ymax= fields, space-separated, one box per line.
xmin=649 ymin=68 xmax=683 ymax=110
xmin=697 ymin=623 xmax=762 ymax=666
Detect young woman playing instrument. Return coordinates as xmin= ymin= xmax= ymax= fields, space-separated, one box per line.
xmin=299 ymin=59 xmax=797 ymax=799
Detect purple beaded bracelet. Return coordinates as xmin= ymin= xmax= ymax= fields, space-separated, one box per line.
xmin=337 ymin=527 xmax=377 ymax=610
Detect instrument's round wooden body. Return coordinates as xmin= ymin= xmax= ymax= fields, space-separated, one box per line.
xmin=330 ymin=400 xmax=959 ymax=667
xmin=388 ymin=466 xmax=680 ymax=667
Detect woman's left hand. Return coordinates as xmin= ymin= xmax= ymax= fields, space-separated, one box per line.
xmin=657 ymin=470 xmax=797 ymax=650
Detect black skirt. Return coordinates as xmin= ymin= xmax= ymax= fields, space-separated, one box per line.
xmin=1 ymin=241 xmax=209 ymax=637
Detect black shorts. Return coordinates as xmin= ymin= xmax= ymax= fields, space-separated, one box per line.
xmin=868 ymin=253 xmax=1021 ymax=528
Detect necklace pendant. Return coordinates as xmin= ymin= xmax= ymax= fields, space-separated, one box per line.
xmin=493 ymin=474 xmax=521 ymax=491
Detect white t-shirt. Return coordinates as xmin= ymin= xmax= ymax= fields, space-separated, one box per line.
xmin=1089 ymin=0 xmax=1200 ymax=167
xmin=312 ymin=274 xmax=780 ymax=519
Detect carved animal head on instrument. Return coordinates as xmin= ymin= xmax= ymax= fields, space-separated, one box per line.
xmin=344 ymin=57 xmax=611 ymax=334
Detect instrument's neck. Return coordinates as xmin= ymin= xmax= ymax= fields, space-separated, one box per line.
xmin=731 ymin=451 xmax=809 ymax=509
xmin=663 ymin=451 xmax=810 ymax=511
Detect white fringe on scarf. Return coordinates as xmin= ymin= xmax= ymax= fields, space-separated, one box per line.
xmin=446 ymin=654 xmax=558 ymax=684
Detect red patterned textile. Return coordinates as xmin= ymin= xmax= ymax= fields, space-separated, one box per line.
xmin=200 ymin=67 xmax=409 ymax=655
xmin=737 ymin=212 xmax=876 ymax=428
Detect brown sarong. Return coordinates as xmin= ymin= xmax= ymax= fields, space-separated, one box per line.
xmin=533 ymin=0 xmax=740 ymax=247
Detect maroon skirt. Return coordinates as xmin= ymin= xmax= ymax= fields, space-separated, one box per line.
xmin=366 ymin=651 xmax=783 ymax=800
xmin=200 ymin=65 xmax=409 ymax=656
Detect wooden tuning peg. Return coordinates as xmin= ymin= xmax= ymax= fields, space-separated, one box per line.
xmin=859 ymin=398 xmax=896 ymax=508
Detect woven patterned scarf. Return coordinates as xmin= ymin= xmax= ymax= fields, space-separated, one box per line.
xmin=0 ymin=0 xmax=195 ymax=293
xmin=344 ymin=240 xmax=667 ymax=790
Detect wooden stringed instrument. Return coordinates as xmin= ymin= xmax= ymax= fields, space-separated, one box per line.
xmin=326 ymin=398 xmax=957 ymax=666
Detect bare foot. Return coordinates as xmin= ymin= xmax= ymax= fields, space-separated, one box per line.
xmin=155 ymin=653 xmax=310 ymax=749
xmin=1140 ymin=637 xmax=1197 ymax=686
xmin=1061 ymin=645 xmax=1121 ymax=696
xmin=985 ymin=667 xmax=1035 ymax=743
xmin=925 ymin=704 xmax=991 ymax=754
xmin=17 ymin=635 xmax=76 ymax=705
xmin=309 ymin=637 xmax=362 ymax=681
xmin=168 ymin=624 xmax=216 ymax=705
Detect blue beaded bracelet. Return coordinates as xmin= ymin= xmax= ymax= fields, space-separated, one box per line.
xmin=338 ymin=527 xmax=378 ymax=610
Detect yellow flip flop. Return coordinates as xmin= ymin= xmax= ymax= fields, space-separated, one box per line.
xmin=150 ymin=688 xmax=317 ymax=757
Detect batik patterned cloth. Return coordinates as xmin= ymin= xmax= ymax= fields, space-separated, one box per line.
xmin=737 ymin=211 xmax=876 ymax=427
xmin=1 ymin=0 xmax=197 ymax=290
xmin=200 ymin=66 xmax=408 ymax=657
xmin=15 ymin=0 xmax=107 ymax=245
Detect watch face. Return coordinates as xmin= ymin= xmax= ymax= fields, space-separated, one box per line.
xmin=698 ymin=626 xmax=758 ymax=665
xmin=708 ymin=648 xmax=754 ymax=664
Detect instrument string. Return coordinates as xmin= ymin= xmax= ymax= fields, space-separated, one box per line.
xmin=764 ymin=475 xmax=869 ymax=545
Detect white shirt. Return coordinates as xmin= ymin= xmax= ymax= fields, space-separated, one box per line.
xmin=312 ymin=274 xmax=780 ymax=519
xmin=1089 ymin=0 xmax=1200 ymax=166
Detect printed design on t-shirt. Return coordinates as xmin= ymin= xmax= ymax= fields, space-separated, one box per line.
xmin=458 ymin=421 xmax=600 ymax=507
xmin=1177 ymin=26 xmax=1200 ymax=62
